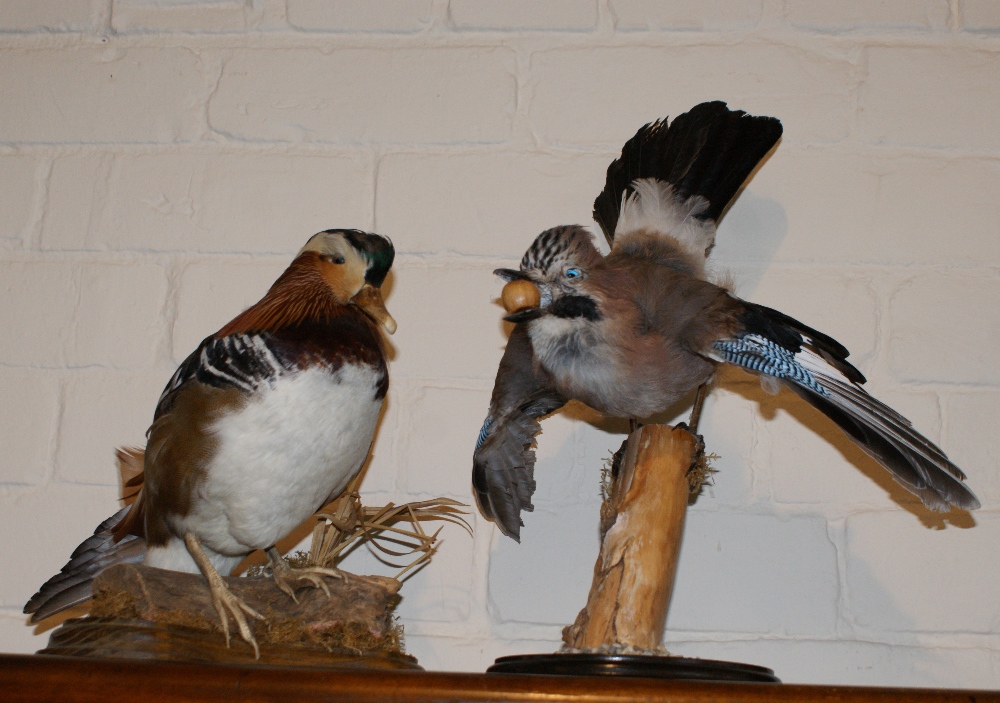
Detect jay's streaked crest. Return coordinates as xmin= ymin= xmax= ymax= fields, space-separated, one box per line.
xmin=474 ymin=101 xmax=979 ymax=541
xmin=25 ymin=229 xmax=396 ymax=656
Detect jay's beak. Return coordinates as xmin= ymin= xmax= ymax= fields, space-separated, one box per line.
xmin=494 ymin=268 xmax=531 ymax=282
xmin=351 ymin=284 xmax=397 ymax=334
xmin=504 ymin=307 xmax=544 ymax=324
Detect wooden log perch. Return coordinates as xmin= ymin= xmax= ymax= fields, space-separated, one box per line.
xmin=563 ymin=424 xmax=696 ymax=651
xmin=90 ymin=563 xmax=401 ymax=637
xmin=37 ymin=563 xmax=414 ymax=666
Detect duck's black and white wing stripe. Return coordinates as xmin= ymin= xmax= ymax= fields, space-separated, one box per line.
xmin=154 ymin=333 xmax=296 ymax=420
xmin=709 ymin=301 xmax=980 ymax=512
xmin=473 ymin=325 xmax=567 ymax=541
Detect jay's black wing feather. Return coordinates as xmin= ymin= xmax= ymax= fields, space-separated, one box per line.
xmin=593 ymin=101 xmax=783 ymax=244
xmin=473 ymin=325 xmax=567 ymax=541
xmin=710 ymin=300 xmax=980 ymax=512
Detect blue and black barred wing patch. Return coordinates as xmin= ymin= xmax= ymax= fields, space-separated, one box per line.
xmin=706 ymin=302 xmax=979 ymax=513
xmin=154 ymin=333 xmax=295 ymax=420
xmin=713 ymin=335 xmax=829 ymax=396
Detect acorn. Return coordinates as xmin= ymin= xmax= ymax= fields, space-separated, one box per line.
xmin=501 ymin=279 xmax=541 ymax=313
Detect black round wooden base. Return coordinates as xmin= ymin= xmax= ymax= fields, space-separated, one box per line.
xmin=488 ymin=653 xmax=780 ymax=683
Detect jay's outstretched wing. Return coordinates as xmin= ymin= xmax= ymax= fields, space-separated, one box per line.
xmin=709 ymin=300 xmax=980 ymax=512
xmin=473 ymin=325 xmax=567 ymax=541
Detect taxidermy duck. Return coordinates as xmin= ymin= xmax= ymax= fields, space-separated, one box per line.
xmin=25 ymin=229 xmax=396 ymax=657
xmin=474 ymin=101 xmax=979 ymax=541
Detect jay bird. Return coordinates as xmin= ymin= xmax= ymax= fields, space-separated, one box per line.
xmin=24 ymin=229 xmax=396 ymax=656
xmin=473 ymin=101 xmax=980 ymax=542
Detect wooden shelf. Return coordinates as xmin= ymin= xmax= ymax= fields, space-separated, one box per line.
xmin=1 ymin=653 xmax=997 ymax=703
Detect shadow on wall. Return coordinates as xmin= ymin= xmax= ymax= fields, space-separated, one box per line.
xmin=725 ymin=374 xmax=976 ymax=530
xmin=711 ymin=192 xmax=788 ymax=297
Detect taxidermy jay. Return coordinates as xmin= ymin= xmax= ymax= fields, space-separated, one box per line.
xmin=25 ymin=229 xmax=396 ymax=656
xmin=473 ymin=101 xmax=980 ymax=541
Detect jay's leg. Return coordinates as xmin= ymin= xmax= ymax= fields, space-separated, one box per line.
xmin=687 ymin=383 xmax=709 ymax=435
xmin=184 ymin=533 xmax=264 ymax=659
xmin=265 ymin=546 xmax=344 ymax=603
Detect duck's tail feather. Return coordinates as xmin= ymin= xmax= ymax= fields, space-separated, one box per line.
xmin=23 ymin=506 xmax=147 ymax=623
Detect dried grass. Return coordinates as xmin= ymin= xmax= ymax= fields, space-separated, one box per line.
xmin=309 ymin=488 xmax=471 ymax=580
xmin=600 ymin=429 xmax=719 ymax=504
xmin=687 ymin=451 xmax=719 ymax=498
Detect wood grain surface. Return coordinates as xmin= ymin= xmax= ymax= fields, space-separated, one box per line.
xmin=564 ymin=425 xmax=693 ymax=650
xmin=1 ymin=654 xmax=996 ymax=703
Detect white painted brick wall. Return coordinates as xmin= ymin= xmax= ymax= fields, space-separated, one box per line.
xmin=962 ymin=0 xmax=1000 ymax=32
xmin=861 ymin=47 xmax=1000 ymax=150
xmin=0 ymin=0 xmax=98 ymax=33
xmin=287 ymin=1 xmax=437 ymax=33
xmin=44 ymin=152 xmax=370 ymax=252
xmin=209 ymin=48 xmax=516 ymax=144
xmin=610 ymin=0 xmax=764 ymax=32
xmin=786 ymin=0 xmax=950 ymax=32
xmin=112 ymin=0 xmax=253 ymax=32
xmin=449 ymin=1 xmax=598 ymax=31
xmin=1 ymin=0 xmax=997 ymax=689
xmin=0 ymin=49 xmax=205 ymax=143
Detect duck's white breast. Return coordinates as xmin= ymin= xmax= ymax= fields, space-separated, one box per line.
xmin=180 ymin=363 xmax=384 ymax=557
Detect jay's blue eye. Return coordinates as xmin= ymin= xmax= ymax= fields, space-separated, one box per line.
xmin=565 ymin=268 xmax=582 ymax=279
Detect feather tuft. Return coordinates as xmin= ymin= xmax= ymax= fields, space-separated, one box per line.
xmin=615 ymin=180 xmax=716 ymax=260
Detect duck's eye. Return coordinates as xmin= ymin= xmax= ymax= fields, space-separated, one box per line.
xmin=324 ymin=255 xmax=346 ymax=265
xmin=565 ymin=268 xmax=582 ymax=279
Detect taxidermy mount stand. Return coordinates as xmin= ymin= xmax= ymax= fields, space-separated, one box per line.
xmin=38 ymin=466 xmax=466 ymax=669
xmin=490 ymin=391 xmax=779 ymax=683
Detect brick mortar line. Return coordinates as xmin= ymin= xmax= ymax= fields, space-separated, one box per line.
xmin=1 ymin=28 xmax=1000 ymax=52
xmin=4 ymin=140 xmax=1000 ymax=160
xmin=2 ymin=251 xmax=997 ymax=274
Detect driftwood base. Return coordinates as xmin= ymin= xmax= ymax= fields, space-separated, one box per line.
xmin=489 ymin=424 xmax=778 ymax=683
xmin=39 ymin=618 xmax=420 ymax=669
xmin=564 ymin=424 xmax=694 ymax=650
xmin=37 ymin=563 xmax=419 ymax=669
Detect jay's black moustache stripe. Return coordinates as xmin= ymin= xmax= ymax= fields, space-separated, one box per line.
xmin=550 ymin=295 xmax=601 ymax=321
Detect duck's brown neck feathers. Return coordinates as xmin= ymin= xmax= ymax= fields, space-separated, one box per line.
xmin=217 ymin=252 xmax=358 ymax=337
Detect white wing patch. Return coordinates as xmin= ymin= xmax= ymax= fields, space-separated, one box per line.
xmin=614 ymin=179 xmax=717 ymax=260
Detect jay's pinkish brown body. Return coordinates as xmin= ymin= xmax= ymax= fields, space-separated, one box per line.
xmin=528 ymin=251 xmax=732 ymax=419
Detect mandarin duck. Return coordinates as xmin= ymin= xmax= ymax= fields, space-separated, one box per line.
xmin=474 ymin=101 xmax=979 ymax=541
xmin=25 ymin=229 xmax=396 ymax=656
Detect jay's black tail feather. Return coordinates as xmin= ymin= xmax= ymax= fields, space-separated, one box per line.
xmin=786 ymin=382 xmax=978 ymax=511
xmin=593 ymin=101 xmax=783 ymax=244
